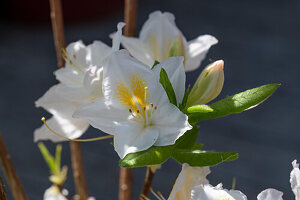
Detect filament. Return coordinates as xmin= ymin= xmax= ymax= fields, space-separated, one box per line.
xmin=41 ymin=117 xmax=113 ymax=142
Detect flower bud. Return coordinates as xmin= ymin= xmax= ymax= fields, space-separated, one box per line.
xmin=187 ymin=60 xmax=224 ymax=106
xmin=168 ymin=35 xmax=186 ymax=60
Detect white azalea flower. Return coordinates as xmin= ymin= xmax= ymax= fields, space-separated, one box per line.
xmin=190 ymin=184 xmax=247 ymax=200
xmin=168 ymin=163 xmax=210 ymax=200
xmin=119 ymin=11 xmax=218 ymax=71
xmin=34 ymin=23 xmax=125 ymax=142
xmin=73 ymin=50 xmax=192 ymax=158
xmin=291 ymin=160 xmax=300 ymax=200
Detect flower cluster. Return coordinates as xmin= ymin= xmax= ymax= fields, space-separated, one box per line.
xmin=36 ymin=10 xmax=280 ymax=200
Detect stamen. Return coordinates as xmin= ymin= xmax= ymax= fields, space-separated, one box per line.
xmin=154 ymin=106 xmax=157 ymax=110
xmin=157 ymin=191 xmax=166 ymax=200
xmin=150 ymin=103 xmax=153 ymax=108
xmin=41 ymin=117 xmax=113 ymax=142
xmin=150 ymin=188 xmax=163 ymax=200
xmin=129 ymin=109 xmax=132 ymax=113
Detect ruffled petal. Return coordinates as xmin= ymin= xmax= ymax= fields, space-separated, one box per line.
xmin=114 ymin=121 xmax=159 ymax=158
xmin=185 ymin=35 xmax=218 ymax=71
xmin=257 ymin=189 xmax=283 ymax=200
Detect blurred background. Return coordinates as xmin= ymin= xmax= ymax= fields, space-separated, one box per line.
xmin=0 ymin=0 xmax=299 ymax=199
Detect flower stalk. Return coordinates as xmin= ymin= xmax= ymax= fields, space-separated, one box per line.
xmin=0 ymin=133 xmax=27 ymax=200
xmin=49 ymin=0 xmax=89 ymax=198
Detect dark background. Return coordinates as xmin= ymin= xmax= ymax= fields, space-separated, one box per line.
xmin=1 ymin=0 xmax=299 ymax=199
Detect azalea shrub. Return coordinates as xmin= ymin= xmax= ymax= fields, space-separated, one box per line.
xmin=35 ymin=11 xmax=280 ymax=199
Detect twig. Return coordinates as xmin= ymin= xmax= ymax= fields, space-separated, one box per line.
xmin=119 ymin=1 xmax=138 ymax=200
xmin=140 ymin=167 xmax=155 ymax=199
xmin=0 ymin=133 xmax=26 ymax=200
xmin=0 ymin=175 xmax=8 ymax=200
xmin=49 ymin=0 xmax=89 ymax=199
xmin=69 ymin=142 xmax=89 ymax=200
xmin=49 ymin=0 xmax=66 ymax=68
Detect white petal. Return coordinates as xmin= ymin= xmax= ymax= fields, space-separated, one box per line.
xmin=87 ymin=41 xmax=111 ymax=66
xmin=73 ymin=98 xmax=129 ymax=134
xmin=65 ymin=40 xmax=90 ymax=71
xmin=139 ymin=11 xmax=187 ymax=62
xmin=102 ymin=50 xmax=157 ymax=108
xmin=114 ymin=121 xmax=159 ymax=158
xmin=290 ymin=160 xmax=300 ymax=200
xmin=152 ymin=56 xmax=186 ymax=103
xmin=120 ymin=36 xmax=155 ymax=67
xmin=185 ymin=35 xmax=218 ymax=71
xmin=82 ymin=65 xmax=103 ymax=100
xmin=44 ymin=186 xmax=68 ymax=200
xmin=55 ymin=67 xmax=84 ymax=87
xmin=190 ymin=184 xmax=247 ymax=200
xmin=34 ymin=115 xmax=89 ymax=142
xmin=152 ymin=103 xmax=192 ymax=146
xmin=257 ymin=189 xmax=283 ymax=200
xmin=169 ymin=164 xmax=210 ymax=200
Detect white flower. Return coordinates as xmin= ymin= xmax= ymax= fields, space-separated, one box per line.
xmin=291 ymin=160 xmax=300 ymax=200
xmin=34 ymin=23 xmax=125 ymax=142
xmin=119 ymin=11 xmax=218 ymax=71
xmin=257 ymin=189 xmax=283 ymax=200
xmin=44 ymin=186 xmax=68 ymax=200
xmin=73 ymin=50 xmax=192 ymax=158
xmin=168 ymin=163 xmax=210 ymax=200
xmin=190 ymin=184 xmax=247 ymax=200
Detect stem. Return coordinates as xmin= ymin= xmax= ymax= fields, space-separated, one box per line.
xmin=140 ymin=167 xmax=155 ymax=199
xmin=0 ymin=175 xmax=8 ymax=200
xmin=0 ymin=133 xmax=26 ymax=200
xmin=69 ymin=142 xmax=89 ymax=200
xmin=119 ymin=1 xmax=138 ymax=200
xmin=49 ymin=0 xmax=89 ymax=199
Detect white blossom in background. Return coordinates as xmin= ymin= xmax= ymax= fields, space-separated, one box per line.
xmin=190 ymin=184 xmax=247 ymax=200
xmin=119 ymin=11 xmax=218 ymax=71
xmin=290 ymin=160 xmax=300 ymax=200
xmin=257 ymin=189 xmax=283 ymax=200
xmin=34 ymin=23 xmax=125 ymax=142
xmin=44 ymin=186 xmax=68 ymax=200
xmin=73 ymin=50 xmax=191 ymax=158
xmin=168 ymin=163 xmax=210 ymax=200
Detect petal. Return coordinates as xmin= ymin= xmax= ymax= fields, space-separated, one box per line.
xmin=185 ymin=35 xmax=218 ymax=71
xmin=139 ymin=11 xmax=187 ymax=62
xmin=257 ymin=189 xmax=283 ymax=200
xmin=102 ymin=50 xmax=157 ymax=108
xmin=55 ymin=67 xmax=84 ymax=87
xmin=152 ymin=103 xmax=192 ymax=146
xmin=34 ymin=115 xmax=89 ymax=143
xmin=82 ymin=65 xmax=103 ymax=100
xmin=87 ymin=41 xmax=111 ymax=66
xmin=114 ymin=121 xmax=159 ymax=158
xmin=65 ymin=40 xmax=90 ymax=71
xmin=44 ymin=186 xmax=68 ymax=200
xmin=290 ymin=160 xmax=300 ymax=199
xmin=73 ymin=98 xmax=129 ymax=134
xmin=120 ymin=36 xmax=155 ymax=67
xmin=169 ymin=164 xmax=210 ymax=200
xmin=152 ymin=56 xmax=186 ymax=103
xmin=190 ymin=184 xmax=247 ymax=200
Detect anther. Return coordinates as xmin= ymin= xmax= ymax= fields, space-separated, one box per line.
xmin=143 ymin=107 xmax=146 ymax=111
xmin=73 ymin=54 xmax=76 ymax=59
xmin=150 ymin=103 xmax=153 ymax=108
xmin=129 ymin=109 xmax=132 ymax=113
xmin=137 ymin=110 xmax=140 ymax=114
xmin=155 ymin=106 xmax=157 ymax=110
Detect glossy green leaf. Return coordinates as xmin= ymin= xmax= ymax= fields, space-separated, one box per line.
xmin=188 ymin=83 xmax=280 ymax=123
xmin=175 ymin=126 xmax=199 ymax=149
xmin=119 ymin=145 xmax=173 ymax=168
xmin=186 ymin=104 xmax=214 ymax=114
xmin=159 ymin=68 xmax=177 ymax=106
xmin=172 ymin=149 xmax=238 ymax=166
xmin=179 ymin=84 xmax=191 ymax=111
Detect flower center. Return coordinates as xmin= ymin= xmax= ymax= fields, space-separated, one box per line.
xmin=116 ymin=74 xmax=157 ymax=126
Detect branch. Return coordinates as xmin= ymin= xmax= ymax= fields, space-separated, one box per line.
xmin=0 ymin=175 xmax=8 ymax=200
xmin=49 ymin=0 xmax=89 ymax=199
xmin=119 ymin=1 xmax=138 ymax=200
xmin=140 ymin=167 xmax=155 ymax=199
xmin=0 ymin=133 xmax=26 ymax=200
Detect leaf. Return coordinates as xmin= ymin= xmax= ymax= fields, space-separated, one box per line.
xmin=172 ymin=149 xmax=238 ymax=166
xmin=151 ymin=60 xmax=160 ymax=69
xmin=55 ymin=144 xmax=62 ymax=172
xmin=159 ymin=68 xmax=177 ymax=106
xmin=119 ymin=145 xmax=173 ymax=168
xmin=186 ymin=104 xmax=214 ymax=114
xmin=38 ymin=142 xmax=56 ymax=174
xmin=175 ymin=126 xmax=199 ymax=149
xmin=188 ymin=83 xmax=280 ymax=123
xmin=179 ymin=84 xmax=191 ymax=110
xmin=192 ymin=143 xmax=204 ymax=150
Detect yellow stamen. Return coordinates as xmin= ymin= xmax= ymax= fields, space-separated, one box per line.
xmin=41 ymin=117 xmax=113 ymax=142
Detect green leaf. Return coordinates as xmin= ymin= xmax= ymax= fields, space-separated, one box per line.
xmin=192 ymin=143 xmax=204 ymax=150
xmin=186 ymin=104 xmax=214 ymax=114
xmin=179 ymin=84 xmax=191 ymax=111
xmin=159 ymin=68 xmax=177 ymax=106
xmin=55 ymin=144 xmax=62 ymax=173
xmin=38 ymin=142 xmax=56 ymax=174
xmin=172 ymin=149 xmax=238 ymax=166
xmin=151 ymin=60 xmax=160 ymax=69
xmin=175 ymin=126 xmax=199 ymax=149
xmin=119 ymin=145 xmax=173 ymax=168
xmin=188 ymin=83 xmax=280 ymax=123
